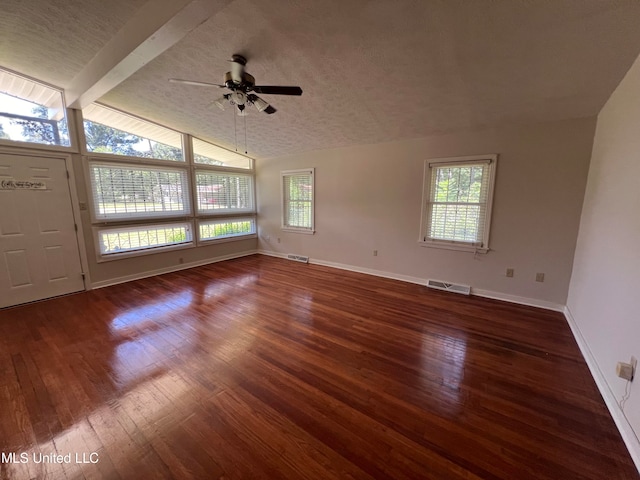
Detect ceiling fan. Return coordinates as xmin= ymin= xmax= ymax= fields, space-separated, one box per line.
xmin=169 ymin=54 xmax=303 ymax=116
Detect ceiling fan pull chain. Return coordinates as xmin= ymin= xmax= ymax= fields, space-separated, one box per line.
xmin=244 ymin=114 xmax=248 ymax=155
xmin=234 ymin=108 xmax=238 ymax=152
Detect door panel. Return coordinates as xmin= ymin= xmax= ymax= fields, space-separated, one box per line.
xmin=5 ymin=249 xmax=31 ymax=287
xmin=0 ymin=192 xmax=22 ymax=235
xmin=0 ymin=153 xmax=84 ymax=308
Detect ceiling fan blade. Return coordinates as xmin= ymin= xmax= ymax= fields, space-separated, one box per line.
xmin=169 ymin=78 xmax=225 ymax=88
xmin=252 ymin=86 xmax=303 ymax=96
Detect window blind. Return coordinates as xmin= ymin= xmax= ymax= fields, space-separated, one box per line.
xmin=427 ymin=161 xmax=491 ymax=245
xmin=89 ymin=162 xmax=190 ymax=220
xmin=195 ymin=171 xmax=254 ymax=213
xmin=282 ymin=171 xmax=314 ymax=230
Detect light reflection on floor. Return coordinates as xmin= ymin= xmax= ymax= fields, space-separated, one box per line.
xmin=203 ymin=273 xmax=258 ymax=301
xmin=420 ymin=332 xmax=468 ymax=415
xmin=288 ymin=290 xmax=314 ymax=327
xmin=109 ymin=274 xmax=260 ymax=388
xmin=3 ymin=372 xmax=192 ymax=480
xmin=110 ymin=291 xmax=194 ymax=332
xmin=109 ymin=291 xmax=196 ymax=387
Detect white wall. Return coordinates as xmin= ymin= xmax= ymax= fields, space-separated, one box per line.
xmin=567 ymin=52 xmax=640 ymax=458
xmin=257 ymin=117 xmax=595 ymax=307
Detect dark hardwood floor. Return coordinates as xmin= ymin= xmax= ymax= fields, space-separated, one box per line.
xmin=0 ymin=254 xmax=637 ymax=479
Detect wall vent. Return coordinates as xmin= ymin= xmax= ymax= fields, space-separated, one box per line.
xmin=286 ymin=254 xmax=309 ymax=263
xmin=426 ymin=279 xmax=471 ymax=295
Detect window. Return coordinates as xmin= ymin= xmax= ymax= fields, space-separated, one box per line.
xmin=81 ymin=110 xmax=255 ymax=261
xmin=195 ymin=171 xmax=254 ymax=214
xmin=282 ymin=168 xmax=314 ymax=233
xmin=89 ymin=163 xmax=190 ymax=221
xmin=83 ymin=104 xmax=183 ymax=161
xmin=0 ymin=69 xmax=70 ymax=147
xmin=199 ymin=217 xmax=256 ymax=242
xmin=193 ymin=137 xmax=252 ymax=169
xmin=97 ymin=222 xmax=193 ymax=257
xmin=420 ymin=155 xmax=497 ymax=251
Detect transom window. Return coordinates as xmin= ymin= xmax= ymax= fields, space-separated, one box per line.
xmin=421 ymin=155 xmax=497 ymax=251
xmin=193 ymin=137 xmax=252 ymax=169
xmin=0 ymin=69 xmax=70 ymax=147
xmin=83 ymin=103 xmax=184 ymax=161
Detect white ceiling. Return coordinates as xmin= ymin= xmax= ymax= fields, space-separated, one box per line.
xmin=2 ymin=0 xmax=640 ymax=159
xmin=0 ymin=0 xmax=147 ymax=87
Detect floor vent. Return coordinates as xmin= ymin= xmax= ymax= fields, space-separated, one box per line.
xmin=287 ymin=254 xmax=309 ymax=263
xmin=427 ymin=279 xmax=471 ymax=295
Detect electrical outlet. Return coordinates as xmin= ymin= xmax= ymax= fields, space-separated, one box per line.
xmin=506 ymin=268 xmax=514 ymax=278
xmin=536 ymin=273 xmax=545 ymax=282
xmin=373 ymin=250 xmax=378 ymax=257
xmin=617 ymin=357 xmax=636 ymax=381
xmin=79 ymin=202 xmax=88 ymax=211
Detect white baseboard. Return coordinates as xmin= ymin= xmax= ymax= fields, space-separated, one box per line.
xmin=309 ymin=257 xmax=429 ymax=287
xmin=257 ymin=250 xmax=289 ymax=260
xmin=257 ymin=250 xmax=562 ymax=311
xmin=472 ymin=288 xmax=564 ymax=312
xmin=90 ymin=250 xmax=258 ymax=290
xmin=564 ymin=306 xmax=640 ymax=473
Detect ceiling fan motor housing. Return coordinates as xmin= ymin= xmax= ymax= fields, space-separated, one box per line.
xmin=224 ymin=71 xmax=255 ymax=90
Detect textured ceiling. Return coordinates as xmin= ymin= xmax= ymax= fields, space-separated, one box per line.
xmin=3 ymin=0 xmax=640 ymax=159
xmin=0 ymin=0 xmax=147 ymax=87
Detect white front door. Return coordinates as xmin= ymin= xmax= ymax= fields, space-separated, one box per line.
xmin=0 ymin=152 xmax=84 ymax=308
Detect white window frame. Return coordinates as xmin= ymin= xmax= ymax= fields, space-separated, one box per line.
xmin=77 ymin=107 xmax=256 ymax=261
xmin=192 ymin=136 xmax=253 ymax=169
xmin=194 ymin=170 xmax=255 ymax=216
xmin=419 ymin=154 xmax=497 ymax=253
xmin=81 ymin=103 xmax=185 ymax=162
xmin=87 ymin=160 xmax=192 ymax=222
xmin=0 ymin=67 xmax=79 ymax=153
xmin=94 ymin=221 xmax=195 ymax=260
xmin=197 ymin=216 xmax=257 ymax=245
xmin=281 ymin=168 xmax=315 ymax=234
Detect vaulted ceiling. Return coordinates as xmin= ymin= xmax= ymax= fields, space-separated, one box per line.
xmin=2 ymin=0 xmax=640 ymax=159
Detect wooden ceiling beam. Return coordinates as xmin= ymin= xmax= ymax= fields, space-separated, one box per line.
xmin=65 ymin=0 xmax=230 ymax=109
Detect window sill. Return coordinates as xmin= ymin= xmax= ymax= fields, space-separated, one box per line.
xmin=198 ymin=233 xmax=257 ymax=246
xmin=197 ymin=211 xmax=256 ymax=219
xmin=96 ymin=241 xmax=194 ymax=263
xmin=0 ymin=139 xmax=78 ymax=154
xmin=418 ymin=241 xmax=489 ymax=254
xmin=281 ymin=227 xmax=315 ymax=235
xmin=96 ymin=231 xmax=259 ymax=262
